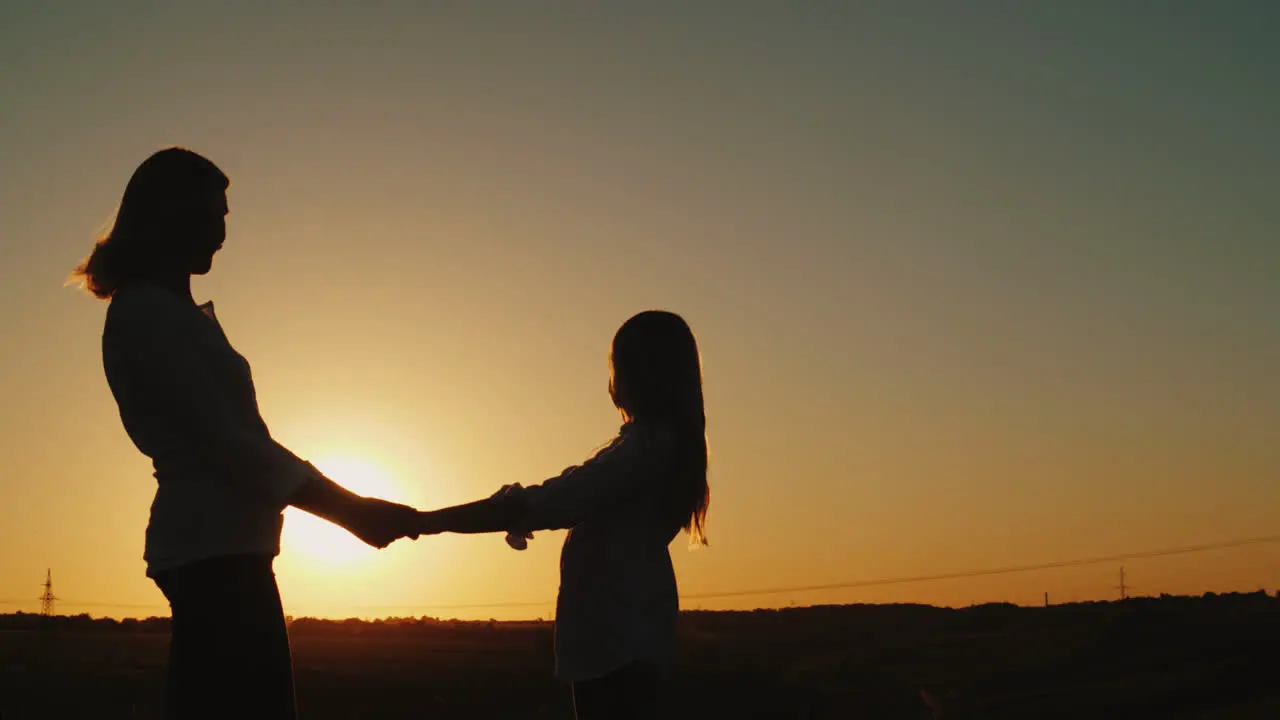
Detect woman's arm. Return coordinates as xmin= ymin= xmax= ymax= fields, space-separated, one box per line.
xmin=290 ymin=471 xmax=420 ymax=548
xmin=106 ymin=292 xmax=313 ymax=508
xmin=107 ymin=291 xmax=421 ymax=546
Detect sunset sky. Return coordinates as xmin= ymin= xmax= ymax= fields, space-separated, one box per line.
xmin=1 ymin=2 xmax=1277 ymax=620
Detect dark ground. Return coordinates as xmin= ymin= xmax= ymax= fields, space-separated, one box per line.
xmin=1 ymin=592 xmax=1277 ymax=719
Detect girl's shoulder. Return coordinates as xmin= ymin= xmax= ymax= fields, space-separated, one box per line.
xmin=611 ymin=420 xmax=679 ymax=464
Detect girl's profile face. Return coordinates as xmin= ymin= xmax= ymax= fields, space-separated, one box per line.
xmin=609 ymin=367 xmax=626 ymax=418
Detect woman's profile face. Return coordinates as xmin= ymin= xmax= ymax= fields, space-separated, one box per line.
xmin=183 ymin=190 xmax=227 ymax=276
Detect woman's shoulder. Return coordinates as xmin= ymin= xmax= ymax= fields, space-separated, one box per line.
xmin=105 ymin=283 xmax=189 ymax=336
xmin=109 ymin=281 xmax=172 ymax=306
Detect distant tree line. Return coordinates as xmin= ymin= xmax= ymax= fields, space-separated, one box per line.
xmin=1 ymin=590 xmax=1275 ymax=635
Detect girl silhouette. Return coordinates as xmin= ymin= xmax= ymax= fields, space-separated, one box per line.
xmin=417 ymin=310 xmax=711 ymax=720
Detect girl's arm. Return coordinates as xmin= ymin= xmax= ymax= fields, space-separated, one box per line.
xmin=507 ymin=425 xmax=673 ymax=532
xmin=419 ymin=424 xmax=674 ymax=537
xmin=417 ymin=487 xmax=529 ymax=535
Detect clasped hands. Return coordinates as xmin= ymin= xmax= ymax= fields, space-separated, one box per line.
xmin=336 ymin=483 xmax=534 ymax=551
xmin=339 ymin=495 xmax=424 ymax=549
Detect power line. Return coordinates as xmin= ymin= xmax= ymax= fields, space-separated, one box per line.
xmin=33 ymin=600 xmax=165 ymax=610
xmin=348 ymin=599 xmax=555 ymax=612
xmin=258 ymin=533 xmax=1280 ymax=611
xmin=7 ymin=534 xmax=1278 ymax=613
xmin=679 ymin=534 xmax=1280 ymax=601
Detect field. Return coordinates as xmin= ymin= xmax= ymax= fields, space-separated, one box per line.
xmin=2 ymin=592 xmax=1277 ymax=719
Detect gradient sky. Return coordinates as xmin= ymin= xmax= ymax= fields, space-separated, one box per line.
xmin=1 ymin=2 xmax=1277 ymax=620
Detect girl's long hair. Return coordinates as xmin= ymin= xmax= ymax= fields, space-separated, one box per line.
xmin=609 ymin=310 xmax=710 ymax=545
xmin=71 ymin=147 xmax=228 ymax=299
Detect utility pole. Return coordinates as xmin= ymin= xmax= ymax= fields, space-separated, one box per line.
xmin=37 ymin=568 xmax=58 ymax=649
xmin=1117 ymin=567 xmax=1128 ymax=600
xmin=1044 ymin=591 xmax=1049 ymax=608
xmin=39 ymin=569 xmax=56 ymax=617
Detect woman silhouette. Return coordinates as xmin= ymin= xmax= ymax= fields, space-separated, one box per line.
xmin=72 ymin=147 xmax=420 ymax=719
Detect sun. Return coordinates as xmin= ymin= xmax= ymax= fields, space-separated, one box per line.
xmin=281 ymin=456 xmax=404 ymax=565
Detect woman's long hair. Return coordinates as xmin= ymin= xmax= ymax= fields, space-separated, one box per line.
xmin=71 ymin=147 xmax=229 ymax=299
xmin=609 ymin=310 xmax=710 ymax=545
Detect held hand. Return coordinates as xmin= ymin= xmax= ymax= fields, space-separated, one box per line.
xmin=491 ymin=483 xmax=533 ymax=549
xmin=346 ymin=497 xmax=422 ymax=549
xmin=505 ymin=530 xmax=533 ymax=551
xmin=492 ymin=483 xmax=533 ymax=549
